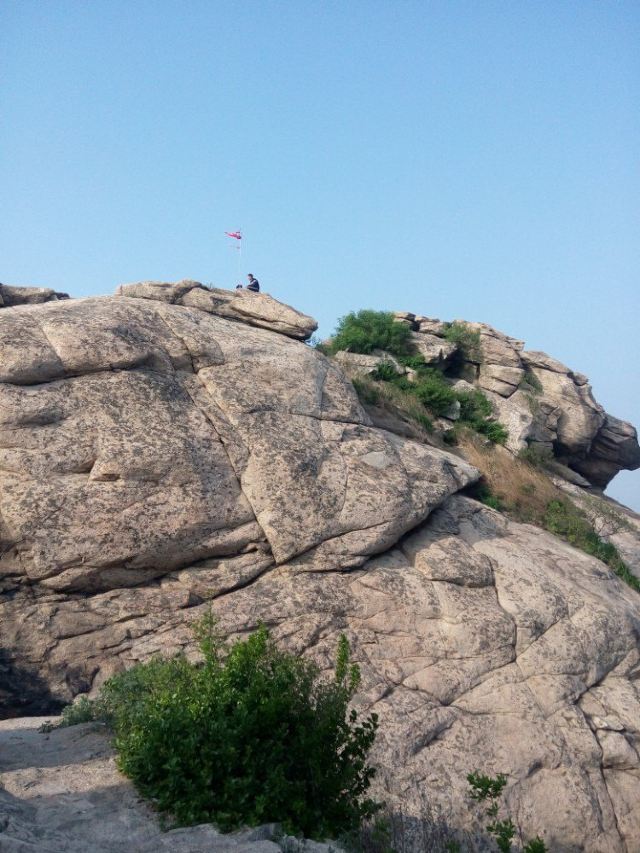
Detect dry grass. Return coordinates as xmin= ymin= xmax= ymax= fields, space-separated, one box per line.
xmin=457 ymin=433 xmax=564 ymax=524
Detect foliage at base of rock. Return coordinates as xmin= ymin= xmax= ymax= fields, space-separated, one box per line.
xmin=68 ymin=619 xmax=380 ymax=839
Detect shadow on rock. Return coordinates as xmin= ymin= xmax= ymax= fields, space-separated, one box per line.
xmin=0 ymin=648 xmax=66 ymax=719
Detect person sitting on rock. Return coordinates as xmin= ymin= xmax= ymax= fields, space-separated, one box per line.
xmin=246 ymin=274 xmax=260 ymax=293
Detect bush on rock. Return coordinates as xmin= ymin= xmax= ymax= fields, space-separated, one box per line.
xmin=329 ymin=310 xmax=413 ymax=357
xmin=81 ymin=618 xmax=380 ymax=838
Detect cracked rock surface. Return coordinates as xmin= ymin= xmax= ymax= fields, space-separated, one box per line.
xmin=0 ymin=290 xmax=477 ymax=707
xmin=1 ymin=288 xmax=640 ymax=851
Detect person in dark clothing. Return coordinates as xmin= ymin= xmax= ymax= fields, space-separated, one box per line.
xmin=246 ymin=274 xmax=260 ymax=292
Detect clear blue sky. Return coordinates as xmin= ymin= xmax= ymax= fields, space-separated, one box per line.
xmin=2 ymin=1 xmax=639 ymax=508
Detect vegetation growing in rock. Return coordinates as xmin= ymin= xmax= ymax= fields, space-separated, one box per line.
xmin=328 ymin=310 xmax=413 ymax=357
xmin=466 ymin=772 xmax=547 ymax=853
xmin=543 ymin=499 xmax=639 ymax=591
xmin=518 ymin=368 xmax=543 ymax=394
xmin=61 ymin=618 xmax=380 ymax=839
xmin=462 ymin=437 xmax=640 ymax=593
xmin=369 ymin=358 xmax=507 ymax=444
xmin=441 ymin=321 xmax=482 ymax=363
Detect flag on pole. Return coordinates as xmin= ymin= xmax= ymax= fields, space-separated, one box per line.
xmin=225 ymin=231 xmax=242 ymax=240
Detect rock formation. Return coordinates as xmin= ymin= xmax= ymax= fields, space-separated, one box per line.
xmin=386 ymin=312 xmax=640 ymax=489
xmin=1 ymin=284 xmax=640 ymax=851
xmin=0 ymin=283 xmax=69 ymax=307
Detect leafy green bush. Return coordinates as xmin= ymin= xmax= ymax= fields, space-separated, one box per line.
xmin=543 ymin=500 xmax=639 ymax=592
xmin=94 ymin=619 xmax=380 ymax=838
xmin=60 ymin=695 xmax=98 ymax=727
xmin=412 ymin=370 xmax=458 ymax=416
xmin=456 ymin=389 xmax=508 ymax=445
xmin=329 ymin=310 xmax=413 ymax=357
xmin=371 ymin=362 xmax=400 ymax=382
xmin=442 ymin=322 xmax=481 ymax=362
xmin=474 ymin=420 xmax=509 ymax=445
xmin=456 ymin=389 xmax=492 ymax=421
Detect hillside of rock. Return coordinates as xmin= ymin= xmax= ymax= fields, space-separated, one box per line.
xmin=1 ymin=283 xmax=640 ymax=851
xmin=333 ymin=310 xmax=640 ymax=490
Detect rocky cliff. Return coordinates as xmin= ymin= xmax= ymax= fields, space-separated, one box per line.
xmin=1 ymin=283 xmax=639 ymax=851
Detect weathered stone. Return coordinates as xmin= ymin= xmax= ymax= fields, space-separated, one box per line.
xmin=462 ymin=321 xmax=524 ymax=366
xmin=4 ymin=495 xmax=639 ymax=850
xmin=332 ymin=350 xmax=404 ymax=378
xmin=416 ymin=317 xmax=447 ymax=335
xmin=477 ymin=363 xmax=524 ymax=397
xmin=117 ymin=280 xmax=318 ymax=340
xmin=571 ymin=415 xmax=640 ymax=488
xmin=0 ymin=717 xmax=291 ymax=853
xmin=0 ymin=283 xmax=69 ymax=307
xmin=1 ymin=290 xmax=640 ymax=852
xmin=521 ymin=350 xmax=572 ymax=374
xmin=392 ymin=311 xmax=416 ymax=328
xmin=528 ymin=366 xmax=605 ymax=456
xmin=410 ymin=332 xmax=458 ymax=365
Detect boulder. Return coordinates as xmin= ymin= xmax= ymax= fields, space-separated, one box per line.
xmin=462 ymin=321 xmax=524 ymax=366
xmin=528 ymin=366 xmax=605 ymax=456
xmin=0 ymin=293 xmax=478 ymax=710
xmin=477 ymin=363 xmax=524 ymax=397
xmin=521 ymin=350 xmax=571 ymax=374
xmin=3 ymin=495 xmax=639 ymax=850
xmin=332 ymin=350 xmax=404 ymax=378
xmin=392 ymin=311 xmax=416 ymax=328
xmin=416 ymin=316 xmax=448 ymax=336
xmin=117 ymin=280 xmax=318 ymax=340
xmin=1 ymin=291 xmax=640 ymax=851
xmin=571 ymin=415 xmax=640 ymax=489
xmin=410 ymin=332 xmax=458 ymax=365
xmin=0 ymin=283 xmax=69 ymax=307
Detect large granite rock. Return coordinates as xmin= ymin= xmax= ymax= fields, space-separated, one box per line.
xmin=571 ymin=415 xmax=640 ymax=489
xmin=116 ymin=280 xmax=318 ymax=340
xmin=0 ymin=291 xmax=477 ymax=707
xmin=332 ymin=311 xmax=639 ymax=488
xmin=3 ymin=496 xmax=639 ymax=850
xmin=0 ymin=283 xmax=69 ymax=307
xmin=1 ymin=290 xmax=639 ymax=850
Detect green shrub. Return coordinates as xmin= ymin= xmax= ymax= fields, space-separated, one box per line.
xmin=60 ymin=695 xmax=97 ymax=727
xmin=97 ymin=619 xmax=380 ymax=838
xmin=352 ymin=377 xmax=380 ymax=406
xmin=475 ymin=420 xmax=509 ymax=445
xmin=329 ymin=310 xmax=413 ymax=357
xmin=371 ymin=362 xmax=400 ymax=382
xmin=543 ymin=500 xmax=639 ymax=592
xmin=456 ymin=389 xmax=508 ymax=445
xmin=412 ymin=370 xmax=458 ymax=416
xmin=442 ymin=322 xmax=481 ymax=362
xmin=456 ymin=389 xmax=492 ymax=422
xmin=396 ymin=354 xmax=428 ymax=371
xmin=519 ymin=368 xmax=543 ymax=394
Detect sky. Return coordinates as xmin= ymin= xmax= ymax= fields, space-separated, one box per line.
xmin=1 ymin=0 xmax=639 ymax=508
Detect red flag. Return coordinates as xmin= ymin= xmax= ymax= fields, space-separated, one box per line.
xmin=225 ymin=231 xmax=242 ymax=240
